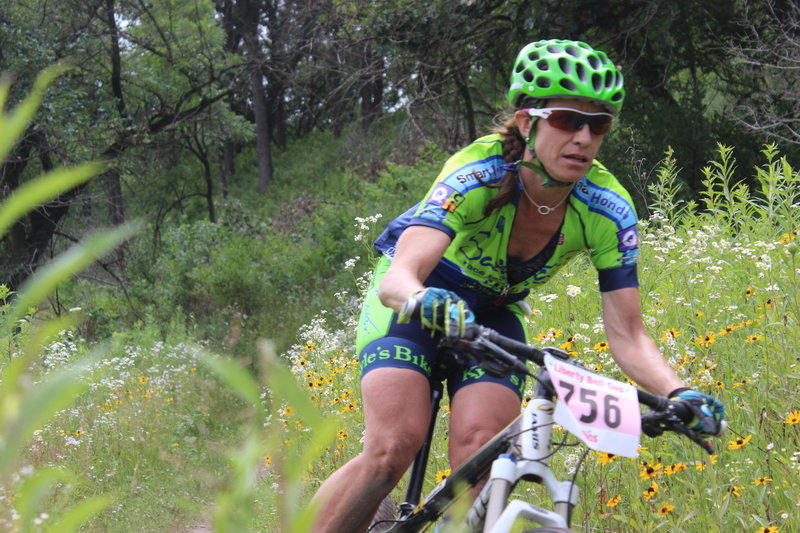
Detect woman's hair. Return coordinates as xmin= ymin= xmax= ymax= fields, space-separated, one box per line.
xmin=483 ymin=112 xmax=526 ymax=215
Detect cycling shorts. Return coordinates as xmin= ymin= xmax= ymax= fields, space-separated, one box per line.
xmin=356 ymin=257 xmax=529 ymax=399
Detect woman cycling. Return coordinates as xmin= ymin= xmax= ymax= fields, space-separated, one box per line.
xmin=310 ymin=39 xmax=724 ymax=533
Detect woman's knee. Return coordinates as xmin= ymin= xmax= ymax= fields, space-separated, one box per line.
xmin=362 ymin=432 xmax=423 ymax=486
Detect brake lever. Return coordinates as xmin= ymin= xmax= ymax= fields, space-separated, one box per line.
xmin=642 ymin=408 xmax=716 ymax=455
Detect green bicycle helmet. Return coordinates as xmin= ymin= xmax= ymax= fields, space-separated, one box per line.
xmin=508 ymin=39 xmax=625 ymax=115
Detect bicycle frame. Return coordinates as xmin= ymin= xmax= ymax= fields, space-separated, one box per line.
xmin=377 ymin=367 xmax=580 ymax=533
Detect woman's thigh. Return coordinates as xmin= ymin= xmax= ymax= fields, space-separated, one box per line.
xmin=361 ymin=367 xmax=433 ymax=461
xmin=447 ymin=381 xmax=521 ymax=468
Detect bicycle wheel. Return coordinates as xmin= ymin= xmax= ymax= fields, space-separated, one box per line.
xmin=367 ymin=495 xmax=395 ymax=532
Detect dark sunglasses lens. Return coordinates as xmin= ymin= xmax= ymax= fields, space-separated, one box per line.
xmin=548 ymin=111 xmax=612 ymax=135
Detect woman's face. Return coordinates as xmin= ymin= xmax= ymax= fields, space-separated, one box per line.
xmin=528 ymin=98 xmax=608 ymax=183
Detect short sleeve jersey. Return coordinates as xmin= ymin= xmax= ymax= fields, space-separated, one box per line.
xmin=374 ymin=133 xmax=640 ymax=313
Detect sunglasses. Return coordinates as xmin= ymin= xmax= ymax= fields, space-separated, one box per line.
xmin=526 ymin=107 xmax=614 ymax=135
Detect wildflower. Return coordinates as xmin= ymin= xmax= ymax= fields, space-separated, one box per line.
xmin=304 ymin=342 xmax=316 ymax=351
xmin=642 ymin=481 xmax=658 ymax=501
xmin=639 ymin=462 xmax=662 ymax=480
xmin=661 ymin=328 xmax=681 ymax=341
xmin=138 ymin=376 xmax=148 ymax=384
xmin=746 ymin=287 xmax=755 ymax=297
xmin=733 ymin=379 xmax=748 ymax=388
xmin=281 ymin=406 xmax=295 ymax=417
xmin=337 ymin=429 xmax=348 ymax=441
xmin=752 ymin=477 xmax=772 ymax=485
xmin=714 ymin=380 xmax=725 ymax=389
xmin=656 ymin=503 xmax=675 ymax=515
xmin=745 ymin=334 xmax=764 ymax=343
xmin=694 ymin=311 xmax=704 ymax=317
xmin=724 ymin=486 xmax=743 ymax=500
xmin=783 ymin=410 xmax=800 ymax=424
xmin=665 ymin=463 xmax=687 ymax=475
xmin=264 ymin=455 xmax=272 ymax=467
xmin=756 ymin=526 xmax=779 ymax=533
xmin=435 ymin=469 xmax=451 ymax=483
xmin=728 ymin=435 xmax=752 ymax=450
xmin=593 ymin=341 xmax=609 ymax=352
xmin=597 ymin=452 xmax=617 ymax=466
xmin=566 ymin=285 xmax=582 ymax=297
xmin=695 ymin=333 xmax=717 ymax=347
xmin=606 ymin=495 xmax=622 ymax=507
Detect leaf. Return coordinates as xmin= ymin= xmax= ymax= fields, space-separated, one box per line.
xmin=0 ymin=162 xmax=106 ymax=238
xmin=0 ymin=63 xmax=70 ymax=163
xmin=43 ymin=494 xmax=113 ymax=533
xmin=0 ymin=348 xmax=102 ymax=476
xmin=197 ymin=352 xmax=262 ymax=410
xmin=15 ymin=467 xmax=71 ymax=532
xmin=2 ymin=222 xmax=142 ymax=338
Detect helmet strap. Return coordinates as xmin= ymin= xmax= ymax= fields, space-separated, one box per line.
xmin=520 ymin=140 xmax=573 ymax=188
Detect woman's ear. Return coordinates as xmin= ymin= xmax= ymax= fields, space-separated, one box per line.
xmin=513 ymin=109 xmax=533 ymax=139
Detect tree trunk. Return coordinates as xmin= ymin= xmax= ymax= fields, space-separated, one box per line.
xmin=250 ymin=65 xmax=273 ymax=195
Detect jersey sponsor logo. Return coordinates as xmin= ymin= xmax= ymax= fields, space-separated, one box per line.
xmin=589 ymin=191 xmax=632 ymax=221
xmin=427 ymin=184 xmax=465 ymax=213
xmin=558 ymin=232 xmax=565 ymax=245
xmin=617 ymin=225 xmax=639 ymax=252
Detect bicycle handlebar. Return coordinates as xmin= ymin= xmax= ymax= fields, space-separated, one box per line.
xmin=436 ymin=322 xmax=721 ymax=454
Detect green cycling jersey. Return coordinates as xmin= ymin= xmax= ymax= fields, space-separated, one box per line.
xmin=373 ymin=133 xmax=640 ymax=314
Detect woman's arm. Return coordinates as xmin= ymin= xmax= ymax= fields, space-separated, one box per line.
xmin=378 ymin=225 xmax=452 ymax=313
xmin=601 ymin=287 xmax=683 ymax=397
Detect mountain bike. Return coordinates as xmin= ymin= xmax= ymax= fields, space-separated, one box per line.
xmin=367 ymin=322 xmax=723 ymax=533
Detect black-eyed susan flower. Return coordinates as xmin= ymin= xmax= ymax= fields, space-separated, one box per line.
xmin=783 ymin=410 xmax=800 ymax=424
xmin=661 ymin=328 xmax=681 ymax=341
xmin=642 ymin=481 xmax=658 ymax=501
xmin=337 ymin=429 xmax=348 ymax=441
xmin=597 ymin=452 xmax=618 ymax=466
xmin=606 ymin=495 xmax=622 ymax=507
xmin=665 ymin=463 xmax=687 ymax=475
xmin=756 ymin=526 xmax=779 ymax=533
xmin=593 ymin=341 xmax=609 ymax=352
xmin=695 ymin=333 xmax=717 ymax=347
xmin=723 ymin=486 xmax=743 ymax=500
xmin=745 ymin=334 xmax=764 ymax=343
xmin=728 ymin=434 xmax=752 ymax=450
xmin=655 ymin=503 xmax=675 ymax=515
xmin=264 ymin=455 xmax=272 ymax=468
xmin=752 ymin=476 xmax=772 ymax=485
xmin=639 ymin=462 xmax=663 ymax=480
xmin=435 ymin=469 xmax=451 ymax=483
xmin=714 ymin=380 xmax=725 ymax=389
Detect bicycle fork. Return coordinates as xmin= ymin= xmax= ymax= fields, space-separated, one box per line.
xmin=467 ymin=397 xmax=579 ymax=532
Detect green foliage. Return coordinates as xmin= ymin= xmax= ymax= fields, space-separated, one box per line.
xmin=0 ymin=65 xmax=133 ymax=532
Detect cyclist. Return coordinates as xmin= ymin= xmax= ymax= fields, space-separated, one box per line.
xmin=310 ymin=39 xmax=724 ymax=533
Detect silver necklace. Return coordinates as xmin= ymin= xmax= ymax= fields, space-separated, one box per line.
xmin=520 ymin=177 xmax=574 ymax=215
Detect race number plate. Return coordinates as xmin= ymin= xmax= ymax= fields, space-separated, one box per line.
xmin=544 ymin=354 xmax=641 ymax=457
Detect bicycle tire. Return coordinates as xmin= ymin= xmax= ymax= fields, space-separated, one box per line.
xmin=367 ymin=495 xmax=395 ymax=532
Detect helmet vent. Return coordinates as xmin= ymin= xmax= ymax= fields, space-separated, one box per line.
xmin=537 ymin=59 xmax=550 ymax=71
xmin=565 ymin=45 xmax=581 ymax=58
xmin=523 ymin=70 xmax=534 ymax=83
xmin=575 ymin=63 xmax=587 ymax=82
xmin=536 ymin=77 xmax=551 ymax=88
xmin=605 ymin=71 xmax=614 ymax=89
xmin=547 ymin=45 xmax=560 ymax=54
xmin=558 ymin=57 xmax=572 ymax=75
xmin=591 ymin=73 xmax=602 ymax=92
xmin=587 ymin=54 xmax=600 ymax=70
xmin=528 ymin=51 xmax=540 ymax=62
xmin=559 ymin=78 xmax=578 ymax=92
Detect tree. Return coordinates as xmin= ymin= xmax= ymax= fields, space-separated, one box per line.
xmin=729 ymin=0 xmax=800 ymax=145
